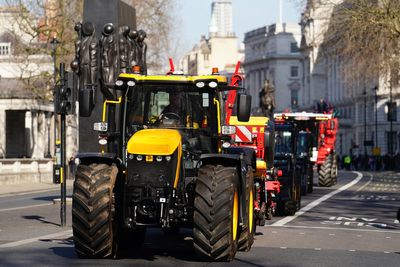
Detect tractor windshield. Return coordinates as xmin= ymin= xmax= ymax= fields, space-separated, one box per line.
xmin=275 ymin=131 xmax=293 ymax=154
xmin=297 ymin=132 xmax=309 ymax=156
xmin=125 ymin=84 xmax=218 ymax=133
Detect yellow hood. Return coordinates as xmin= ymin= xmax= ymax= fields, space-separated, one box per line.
xmin=127 ymin=129 xmax=181 ymax=155
xmin=229 ymin=116 xmax=269 ymax=126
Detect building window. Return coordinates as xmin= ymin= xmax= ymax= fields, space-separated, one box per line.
xmin=291 ymin=89 xmax=298 ymax=108
xmin=290 ymin=66 xmax=299 ymax=78
xmin=0 ymin=43 xmax=11 ymax=55
xmin=290 ymin=42 xmax=299 ymax=53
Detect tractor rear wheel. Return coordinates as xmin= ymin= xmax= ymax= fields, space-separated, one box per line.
xmin=307 ymin=169 xmax=314 ymax=194
xmin=72 ymin=163 xmax=118 ymax=258
xmin=193 ymin=165 xmax=239 ymax=261
xmin=238 ymin=167 xmax=255 ymax=252
xmin=277 ymin=200 xmax=296 ymax=216
xmin=318 ymin=155 xmax=334 ymax=187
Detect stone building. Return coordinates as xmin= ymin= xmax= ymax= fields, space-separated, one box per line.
xmin=299 ymin=0 xmax=400 ymax=156
xmin=179 ymin=0 xmax=243 ymax=76
xmin=243 ymin=23 xmax=302 ymax=111
xmin=0 ymin=5 xmax=56 ymax=184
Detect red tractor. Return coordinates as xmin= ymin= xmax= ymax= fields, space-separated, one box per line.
xmin=274 ymin=112 xmax=339 ymax=189
xmin=224 ymin=62 xmax=279 ymax=223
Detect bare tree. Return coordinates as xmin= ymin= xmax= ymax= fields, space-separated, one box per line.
xmin=130 ymin=0 xmax=180 ymax=72
xmin=3 ymin=0 xmax=82 ymax=100
xmin=320 ymin=0 xmax=400 ymax=83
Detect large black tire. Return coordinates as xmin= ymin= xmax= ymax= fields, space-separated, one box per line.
xmin=193 ymin=165 xmax=239 ymax=261
xmin=318 ymin=155 xmax=334 ymax=187
xmin=300 ymin=172 xmax=308 ymax=196
xmin=277 ymin=200 xmax=296 ymax=216
xmin=238 ymin=167 xmax=255 ymax=252
xmin=72 ymin=163 xmax=118 ymax=258
xmin=307 ymin=168 xmax=314 ymax=194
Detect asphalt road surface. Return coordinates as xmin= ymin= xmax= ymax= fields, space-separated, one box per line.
xmin=0 ymin=171 xmax=399 ymax=266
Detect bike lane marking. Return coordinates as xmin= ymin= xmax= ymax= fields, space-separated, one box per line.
xmin=0 ymin=203 xmax=53 ymax=212
xmin=271 ymin=171 xmax=363 ymax=227
xmin=0 ymin=230 xmax=72 ymax=248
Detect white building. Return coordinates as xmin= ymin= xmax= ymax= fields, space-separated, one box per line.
xmin=179 ymin=0 xmax=243 ymax=76
xmin=0 ymin=5 xmax=58 ymax=184
xmin=300 ymin=0 xmax=400 ymax=156
xmin=243 ymin=23 xmax=302 ymax=111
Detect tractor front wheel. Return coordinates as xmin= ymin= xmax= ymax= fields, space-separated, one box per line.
xmin=318 ymin=155 xmax=334 ymax=187
xmin=193 ymin=165 xmax=239 ymax=261
xmin=72 ymin=163 xmax=118 ymax=258
xmin=238 ymin=167 xmax=255 ymax=252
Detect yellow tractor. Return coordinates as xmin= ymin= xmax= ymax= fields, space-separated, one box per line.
xmin=72 ymin=68 xmax=256 ymax=261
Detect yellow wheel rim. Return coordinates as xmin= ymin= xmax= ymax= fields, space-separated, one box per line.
xmin=232 ymin=191 xmax=239 ymax=241
xmin=249 ymin=190 xmax=254 ymax=233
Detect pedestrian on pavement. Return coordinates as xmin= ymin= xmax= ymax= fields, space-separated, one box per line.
xmin=344 ymin=155 xmax=351 ymax=170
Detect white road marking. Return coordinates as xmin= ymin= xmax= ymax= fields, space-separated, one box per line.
xmin=355 ymin=173 xmax=373 ymax=193
xmin=0 ymin=203 xmax=53 ymax=212
xmin=384 ymin=251 xmax=391 ymax=254
xmin=0 ymin=230 xmax=72 ymax=248
xmin=329 ymin=233 xmax=335 ymax=236
xmin=269 ymin=225 xmax=400 ymax=234
xmin=349 ymin=249 xmax=356 ymax=252
xmin=271 ymin=172 xmax=364 ymax=227
xmin=280 ymin=247 xmax=287 ymax=249
xmin=315 ymin=248 xmax=322 ymax=250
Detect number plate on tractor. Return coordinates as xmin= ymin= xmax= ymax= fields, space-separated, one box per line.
xmin=146 ymin=155 xmax=153 ymax=162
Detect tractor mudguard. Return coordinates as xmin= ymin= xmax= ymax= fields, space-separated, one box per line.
xmin=223 ymin=147 xmax=256 ymax=170
xmin=76 ymin=152 xmax=123 ymax=168
xmin=200 ymin=154 xmax=251 ymax=226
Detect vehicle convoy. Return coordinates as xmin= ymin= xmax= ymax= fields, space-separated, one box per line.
xmin=223 ymin=62 xmax=277 ymax=223
xmin=71 ymin=66 xmax=256 ymax=261
xmin=274 ymin=112 xmax=339 ymax=189
xmin=273 ymin=118 xmax=301 ymax=215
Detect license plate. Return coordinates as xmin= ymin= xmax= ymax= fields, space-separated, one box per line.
xmin=146 ymin=155 xmax=153 ymax=162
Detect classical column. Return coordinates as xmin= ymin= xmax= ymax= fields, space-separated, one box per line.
xmin=25 ymin=110 xmax=32 ymax=157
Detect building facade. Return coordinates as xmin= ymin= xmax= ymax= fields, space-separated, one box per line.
xmin=300 ymin=0 xmax=400 ymax=156
xmin=0 ymin=5 xmax=75 ymax=184
xmin=243 ymin=23 xmax=302 ymax=111
xmin=179 ymin=0 xmax=243 ymax=76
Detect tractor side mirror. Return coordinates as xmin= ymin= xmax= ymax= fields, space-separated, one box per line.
xmin=79 ymin=85 xmax=95 ymax=117
xmin=237 ymin=93 xmax=251 ymax=122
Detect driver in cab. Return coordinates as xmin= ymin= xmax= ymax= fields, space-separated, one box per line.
xmin=159 ymin=92 xmax=183 ymax=123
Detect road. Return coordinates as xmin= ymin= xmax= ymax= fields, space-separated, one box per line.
xmin=0 ymin=171 xmax=399 ymax=266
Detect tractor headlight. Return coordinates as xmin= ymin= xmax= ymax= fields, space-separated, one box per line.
xmin=196 ymin=81 xmax=205 ymax=88
xmin=156 ymin=156 xmax=163 ymax=162
xmin=136 ymin=155 xmax=143 ymax=161
xmin=127 ymin=80 xmax=135 ymax=87
xmin=115 ymin=80 xmax=124 ymax=86
xmin=165 ymin=156 xmax=172 ymax=162
xmin=209 ymin=81 xmax=218 ymax=88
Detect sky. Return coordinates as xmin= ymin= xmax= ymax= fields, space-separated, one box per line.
xmin=176 ymin=0 xmax=303 ymax=55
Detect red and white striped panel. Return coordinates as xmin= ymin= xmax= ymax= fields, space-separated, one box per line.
xmin=235 ymin=126 xmax=252 ymax=143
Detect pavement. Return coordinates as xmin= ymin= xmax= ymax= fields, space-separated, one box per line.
xmin=0 ymin=179 xmax=74 ymax=198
